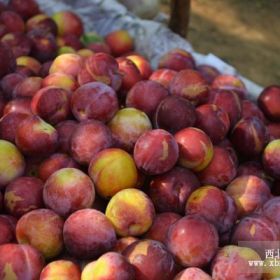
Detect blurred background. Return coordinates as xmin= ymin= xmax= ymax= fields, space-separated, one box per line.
xmin=160 ymin=0 xmax=280 ymax=87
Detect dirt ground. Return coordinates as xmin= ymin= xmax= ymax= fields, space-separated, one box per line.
xmin=161 ymin=0 xmax=280 ymax=87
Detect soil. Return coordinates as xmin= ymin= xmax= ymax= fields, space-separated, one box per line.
xmin=161 ymin=0 xmax=280 ymax=87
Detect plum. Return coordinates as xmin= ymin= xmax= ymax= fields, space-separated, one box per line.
xmin=158 ymin=48 xmax=195 ymax=71
xmin=226 ymin=175 xmax=271 ymax=217
xmin=263 ymin=139 xmax=280 ymax=179
xmin=38 ymin=153 xmax=78 ymax=181
xmin=126 ymin=80 xmax=169 ymax=118
xmin=197 ymin=146 xmax=237 ymax=188
xmin=16 ymin=209 xmax=64 ymax=259
xmin=258 ymin=85 xmax=280 ymax=121
xmin=123 ymin=239 xmax=176 ymax=280
xmin=230 ymin=117 xmax=267 ymax=158
xmin=166 ymin=215 xmax=219 ymax=267
xmin=170 ymin=69 xmax=209 ymax=105
xmin=105 ymin=30 xmax=134 ymax=57
xmin=70 ymin=120 xmax=113 ymax=165
xmin=89 ymin=148 xmax=138 ymax=199
xmin=108 ymin=107 xmax=152 ymax=152
xmin=15 ymin=115 xmax=58 ymax=158
xmin=154 ymin=96 xmax=196 ymax=134
xmin=0 ymin=244 xmax=44 ymax=280
xmin=40 ymin=260 xmax=81 ymax=280
xmin=148 ymin=166 xmax=200 ymax=214
xmin=195 ymin=104 xmax=230 ymax=144
xmin=175 ymin=127 xmax=213 ymax=172
xmin=134 ymin=129 xmax=179 ymax=175
xmin=0 ymin=140 xmax=25 ymax=189
xmin=0 ymin=42 xmax=16 ymax=78
xmin=145 ymin=212 xmax=182 ymax=244
xmin=31 ymin=86 xmax=71 ymax=125
xmin=43 ymin=167 xmax=95 ymax=217
xmin=63 ymin=209 xmax=117 ymax=259
xmin=211 ymin=245 xmax=262 ymax=280
xmin=71 ymin=82 xmax=119 ymax=123
xmin=4 ymin=177 xmax=44 ymax=218
xmin=186 ymin=185 xmax=237 ymax=233
xmin=81 ymin=252 xmax=135 ymax=280
xmin=52 ymin=11 xmax=83 ymax=37
xmin=105 ymin=188 xmax=155 ymax=237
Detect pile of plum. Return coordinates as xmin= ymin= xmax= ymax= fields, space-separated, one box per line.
xmin=0 ymin=0 xmax=280 ymax=279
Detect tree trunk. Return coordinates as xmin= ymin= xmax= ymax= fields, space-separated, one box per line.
xmin=169 ymin=0 xmax=191 ymax=38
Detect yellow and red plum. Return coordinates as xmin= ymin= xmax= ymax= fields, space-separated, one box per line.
xmin=105 ymin=30 xmax=134 ymax=57
xmin=211 ymin=245 xmax=262 ymax=280
xmin=16 ymin=208 xmax=64 ymax=259
xmin=42 ymin=72 xmax=78 ymax=91
xmin=0 ymin=140 xmax=25 ymax=189
xmin=78 ymin=53 xmax=122 ymax=91
xmin=123 ymin=239 xmax=175 ymax=280
xmin=105 ymin=188 xmax=155 ymax=237
xmin=52 ymin=11 xmax=83 ymax=37
xmin=149 ymin=68 xmax=177 ymax=88
xmin=15 ymin=115 xmax=58 ymax=157
xmin=186 ymin=186 xmax=237 ymax=233
xmin=170 ymin=69 xmax=209 ymax=105
xmin=49 ymin=53 xmax=83 ymax=78
xmin=0 ymin=243 xmax=44 ymax=280
xmin=89 ymin=148 xmax=138 ymax=199
xmin=117 ymin=57 xmax=142 ymax=93
xmin=108 ymin=108 xmax=152 ymax=152
xmin=126 ymin=54 xmax=152 ymax=79
xmin=262 ymin=139 xmax=280 ymax=179
xmin=175 ymin=127 xmax=213 ymax=172
xmin=226 ymin=175 xmax=271 ymax=218
xmin=40 ymin=260 xmax=81 ymax=280
xmin=81 ymin=252 xmax=135 ymax=280
xmin=4 ymin=176 xmax=44 ymax=218
xmin=43 ymin=167 xmax=95 ymax=217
